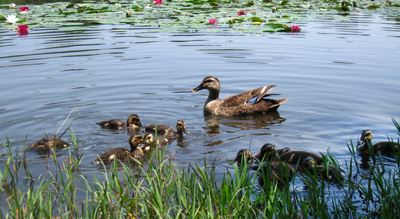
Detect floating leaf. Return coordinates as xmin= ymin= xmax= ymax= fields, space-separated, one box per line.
xmin=251 ymin=17 xmax=264 ymax=22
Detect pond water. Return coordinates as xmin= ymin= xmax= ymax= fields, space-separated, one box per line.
xmin=1 ymin=13 xmax=400 ymax=210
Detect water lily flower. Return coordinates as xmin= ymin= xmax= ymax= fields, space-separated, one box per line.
xmin=10 ymin=3 xmax=16 ymax=9
xmin=5 ymin=15 xmax=19 ymax=24
xmin=18 ymin=7 xmax=29 ymax=12
xmin=237 ymin=10 xmax=246 ymax=16
xmin=154 ymin=0 xmax=162 ymax=4
xmin=272 ymin=6 xmax=276 ymax=13
xmin=17 ymin=24 xmax=29 ymax=35
xmin=291 ymin=25 xmax=301 ymax=32
xmin=208 ymin=19 xmax=218 ymax=24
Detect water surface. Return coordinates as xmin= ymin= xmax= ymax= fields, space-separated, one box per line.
xmin=0 ymin=13 xmax=400 ymax=209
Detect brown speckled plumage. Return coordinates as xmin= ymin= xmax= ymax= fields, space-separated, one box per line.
xmin=28 ymin=137 xmax=69 ymax=150
xmin=234 ymin=149 xmax=253 ymax=165
xmin=91 ymin=134 xmax=144 ymax=165
xmin=302 ymin=157 xmax=344 ymax=182
xmin=358 ymin=130 xmax=399 ymax=155
xmin=190 ymin=76 xmax=288 ymax=117
xmin=97 ymin=114 xmax=142 ymax=130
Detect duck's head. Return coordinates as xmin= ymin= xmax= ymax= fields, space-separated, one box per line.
xmin=302 ymin=156 xmax=317 ymax=169
xmin=176 ymin=120 xmax=190 ymax=134
xmin=129 ymin=134 xmax=144 ymax=150
xmin=360 ymin=130 xmax=373 ymax=143
xmin=234 ymin=149 xmax=253 ymax=165
xmin=143 ymin=133 xmax=155 ymax=145
xmin=254 ymin=143 xmax=276 ymax=161
xmin=127 ymin=114 xmax=142 ymax=128
xmin=190 ymin=76 xmax=220 ymax=93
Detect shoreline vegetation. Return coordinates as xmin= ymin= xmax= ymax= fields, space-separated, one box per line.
xmin=0 ymin=119 xmax=399 ymax=218
xmin=1 ymin=0 xmax=400 ymax=33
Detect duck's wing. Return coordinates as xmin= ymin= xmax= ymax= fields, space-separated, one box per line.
xmin=221 ymin=85 xmax=277 ymax=107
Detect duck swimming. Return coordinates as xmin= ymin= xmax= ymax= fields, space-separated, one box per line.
xmin=358 ymin=129 xmax=399 ymax=155
xmin=145 ymin=120 xmax=190 ymax=145
xmin=233 ymin=149 xmax=253 ymax=166
xmin=302 ymin=156 xmax=344 ymax=182
xmin=91 ymin=134 xmax=144 ymax=165
xmin=190 ymin=76 xmax=288 ymax=117
xmin=97 ymin=114 xmax=142 ymax=130
xmin=28 ymin=137 xmax=70 ymax=151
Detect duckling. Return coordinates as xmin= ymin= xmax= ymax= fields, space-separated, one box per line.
xmin=145 ymin=120 xmax=190 ymax=144
xmin=253 ymin=143 xmax=292 ymax=162
xmin=358 ymin=130 xmax=399 ymax=155
xmin=97 ymin=114 xmax=142 ymax=130
xmin=28 ymin=137 xmax=69 ymax=150
xmin=91 ymin=134 xmax=144 ymax=165
xmin=302 ymin=157 xmax=344 ymax=182
xmin=258 ymin=160 xmax=295 ymax=187
xmin=142 ymin=133 xmax=159 ymax=151
xmin=233 ymin=149 xmax=253 ymax=166
xmin=279 ymin=150 xmax=323 ymax=167
xmin=190 ymin=76 xmax=289 ymax=117
xmin=250 ymin=144 xmax=295 ymax=186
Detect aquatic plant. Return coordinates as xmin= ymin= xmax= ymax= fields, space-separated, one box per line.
xmin=5 ymin=15 xmax=18 ymax=24
xmin=208 ymin=19 xmax=218 ymax=24
xmin=0 ymin=0 xmax=397 ymax=33
xmin=17 ymin=7 xmax=29 ymax=13
xmin=237 ymin=10 xmax=246 ymax=16
xmin=0 ymin=119 xmax=399 ymax=217
xmin=9 ymin=3 xmax=16 ymax=9
xmin=17 ymin=25 xmax=29 ymax=35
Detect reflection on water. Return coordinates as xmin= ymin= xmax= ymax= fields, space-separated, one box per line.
xmin=0 ymin=13 xmax=400 ymax=213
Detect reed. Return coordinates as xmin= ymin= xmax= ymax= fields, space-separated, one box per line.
xmin=0 ymin=121 xmax=400 ymax=218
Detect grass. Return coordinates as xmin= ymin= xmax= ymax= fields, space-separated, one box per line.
xmin=0 ymin=120 xmax=400 ymax=218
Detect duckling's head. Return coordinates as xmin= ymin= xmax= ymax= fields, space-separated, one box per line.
xmin=190 ymin=76 xmax=220 ymax=93
xmin=234 ymin=149 xmax=252 ymax=165
xmin=360 ymin=130 xmax=373 ymax=143
xmin=143 ymin=133 xmax=155 ymax=145
xmin=129 ymin=134 xmax=143 ymax=150
xmin=302 ymin=156 xmax=317 ymax=169
xmin=255 ymin=143 xmax=276 ymax=161
xmin=127 ymin=114 xmax=142 ymax=128
xmin=176 ymin=120 xmax=190 ymax=134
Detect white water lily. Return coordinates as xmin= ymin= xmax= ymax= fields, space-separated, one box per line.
xmin=6 ymin=15 xmax=19 ymax=24
xmin=9 ymin=3 xmax=16 ymax=9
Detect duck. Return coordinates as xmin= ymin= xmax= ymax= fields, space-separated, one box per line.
xmin=28 ymin=137 xmax=70 ymax=150
xmin=358 ymin=130 xmax=399 ymax=155
xmin=302 ymin=157 xmax=344 ymax=182
xmin=258 ymin=159 xmax=295 ymax=187
xmin=145 ymin=120 xmax=190 ymax=144
xmin=190 ymin=76 xmax=289 ymax=117
xmin=233 ymin=149 xmax=253 ymax=166
xmin=250 ymin=144 xmax=295 ymax=186
xmin=91 ymin=134 xmax=144 ymax=165
xmin=97 ymin=114 xmax=142 ymax=130
xmin=253 ymin=143 xmax=292 ymax=162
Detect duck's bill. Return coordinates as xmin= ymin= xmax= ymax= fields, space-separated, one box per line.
xmin=190 ymin=84 xmax=203 ymax=92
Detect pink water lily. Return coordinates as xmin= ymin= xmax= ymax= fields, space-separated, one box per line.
xmin=154 ymin=0 xmax=162 ymax=4
xmin=208 ymin=19 xmax=218 ymax=24
xmin=17 ymin=24 xmax=29 ymax=35
xmin=18 ymin=6 xmax=29 ymax=12
xmin=291 ymin=25 xmax=301 ymax=32
xmin=237 ymin=10 xmax=246 ymax=16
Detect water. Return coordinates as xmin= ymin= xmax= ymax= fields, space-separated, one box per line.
xmin=1 ymin=13 xmax=400 ymax=209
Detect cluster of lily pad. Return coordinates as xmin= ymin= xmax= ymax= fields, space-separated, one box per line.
xmin=0 ymin=0 xmax=399 ymax=33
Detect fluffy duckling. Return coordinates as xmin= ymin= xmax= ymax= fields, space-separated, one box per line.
xmin=253 ymin=143 xmax=292 ymax=162
xmin=233 ymin=149 xmax=253 ymax=166
xmin=145 ymin=120 xmax=190 ymax=137
xmin=258 ymin=160 xmax=295 ymax=187
xmin=302 ymin=157 xmax=344 ymax=182
xmin=28 ymin=137 xmax=69 ymax=150
xmin=91 ymin=134 xmax=144 ymax=165
xmin=358 ymin=130 xmax=399 ymax=155
xmin=97 ymin=114 xmax=142 ymax=130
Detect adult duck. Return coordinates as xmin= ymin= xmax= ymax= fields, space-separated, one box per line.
xmin=358 ymin=130 xmax=399 ymax=155
xmin=97 ymin=114 xmax=142 ymax=131
xmin=190 ymin=76 xmax=288 ymax=117
xmin=91 ymin=134 xmax=144 ymax=165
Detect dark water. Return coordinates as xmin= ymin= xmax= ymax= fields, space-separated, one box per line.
xmin=0 ymin=13 xmax=400 ymax=207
